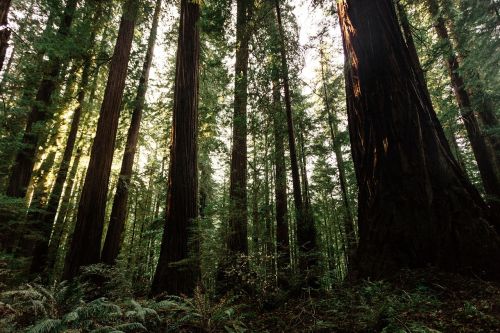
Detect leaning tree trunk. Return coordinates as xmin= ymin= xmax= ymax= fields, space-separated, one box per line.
xmin=426 ymin=0 xmax=500 ymax=220
xmin=62 ymin=0 xmax=139 ymax=280
xmin=6 ymin=0 xmax=78 ymax=199
xmin=338 ymin=0 xmax=499 ymax=279
xmin=0 ymin=0 xmax=12 ymax=72
xmin=29 ymin=4 xmax=104 ymax=275
xmin=275 ymin=0 xmax=317 ymax=284
xmin=45 ymin=148 xmax=82 ymax=275
xmin=151 ymin=0 xmax=200 ymax=296
xmin=101 ymin=0 xmax=162 ymax=265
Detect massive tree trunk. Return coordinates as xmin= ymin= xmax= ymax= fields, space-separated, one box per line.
xmin=275 ymin=0 xmax=317 ymax=282
xmin=272 ymin=80 xmax=290 ymax=278
xmin=227 ymin=0 xmax=252 ymax=257
xmin=0 ymin=0 xmax=11 ymax=72
xmin=151 ymin=0 xmax=200 ymax=296
xmin=62 ymin=0 xmax=139 ymax=280
xmin=101 ymin=0 xmax=162 ymax=265
xmin=426 ymin=0 xmax=500 ymax=217
xmin=337 ymin=0 xmax=499 ymax=279
xmin=6 ymin=0 xmax=78 ymax=199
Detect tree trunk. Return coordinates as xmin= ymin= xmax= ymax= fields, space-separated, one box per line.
xmin=227 ymin=0 xmax=252 ymax=257
xmin=272 ymin=79 xmax=290 ymax=279
xmin=151 ymin=0 xmax=200 ymax=296
xmin=337 ymin=0 xmax=500 ymax=279
xmin=101 ymin=0 xmax=162 ymax=265
xmin=29 ymin=62 xmax=91 ymax=274
xmin=45 ymin=148 xmax=82 ymax=275
xmin=275 ymin=0 xmax=317 ymax=283
xmin=318 ymin=48 xmax=356 ymax=265
xmin=426 ymin=0 xmax=500 ymax=218
xmin=6 ymin=0 xmax=78 ymax=199
xmin=0 ymin=0 xmax=11 ymax=72
xmin=63 ymin=0 xmax=139 ymax=280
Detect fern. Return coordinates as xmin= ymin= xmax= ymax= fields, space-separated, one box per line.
xmin=25 ymin=319 xmax=63 ymax=333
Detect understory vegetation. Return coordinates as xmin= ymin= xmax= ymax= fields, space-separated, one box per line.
xmin=1 ymin=267 xmax=499 ymax=332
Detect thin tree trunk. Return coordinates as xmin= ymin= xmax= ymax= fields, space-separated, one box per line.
xmin=426 ymin=0 xmax=500 ymax=217
xmin=318 ymin=48 xmax=356 ymax=264
xmin=0 ymin=0 xmax=12 ymax=72
xmin=272 ymin=80 xmax=290 ymax=278
xmin=45 ymin=148 xmax=82 ymax=274
xmin=6 ymin=0 xmax=78 ymax=199
xmin=102 ymin=0 xmax=162 ymax=265
xmin=275 ymin=0 xmax=317 ymax=284
xmin=151 ymin=0 xmax=200 ymax=296
xmin=63 ymin=0 xmax=139 ymax=280
xmin=227 ymin=0 xmax=253 ymax=257
xmin=338 ymin=0 xmax=499 ymax=279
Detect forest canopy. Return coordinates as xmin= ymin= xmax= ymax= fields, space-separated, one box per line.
xmin=0 ymin=0 xmax=499 ymax=332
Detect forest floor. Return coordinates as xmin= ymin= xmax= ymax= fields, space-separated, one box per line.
xmin=1 ymin=266 xmax=499 ymax=333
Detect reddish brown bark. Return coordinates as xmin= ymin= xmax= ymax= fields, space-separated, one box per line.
xmin=151 ymin=0 xmax=200 ymax=296
xmin=338 ymin=0 xmax=499 ymax=279
xmin=227 ymin=0 xmax=253 ymax=257
xmin=0 ymin=0 xmax=11 ymax=72
xmin=101 ymin=0 xmax=162 ymax=265
xmin=6 ymin=0 xmax=78 ymax=199
xmin=62 ymin=0 xmax=139 ymax=280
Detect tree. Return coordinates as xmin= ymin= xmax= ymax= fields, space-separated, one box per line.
xmin=0 ymin=0 xmax=11 ymax=72
xmin=275 ymin=0 xmax=317 ymax=284
xmin=29 ymin=3 xmax=105 ymax=275
xmin=318 ymin=47 xmax=356 ymax=264
xmin=101 ymin=0 xmax=162 ymax=265
xmin=425 ymin=0 xmax=500 ymax=222
xmin=337 ymin=0 xmax=500 ymax=279
xmin=151 ymin=0 xmax=201 ymax=296
xmin=6 ymin=0 xmax=78 ymax=199
xmin=63 ymin=0 xmax=139 ymax=280
xmin=227 ymin=0 xmax=253 ymax=258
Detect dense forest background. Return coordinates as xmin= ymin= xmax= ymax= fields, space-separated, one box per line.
xmin=0 ymin=0 xmax=499 ymax=332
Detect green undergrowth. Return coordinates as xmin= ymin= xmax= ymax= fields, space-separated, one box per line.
xmin=0 ymin=268 xmax=498 ymax=332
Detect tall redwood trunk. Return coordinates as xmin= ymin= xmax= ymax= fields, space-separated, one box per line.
xmin=227 ymin=0 xmax=252 ymax=257
xmin=275 ymin=0 xmax=317 ymax=281
xmin=338 ymin=0 xmax=499 ymax=279
xmin=426 ymin=0 xmax=500 ymax=218
xmin=272 ymin=80 xmax=290 ymax=277
xmin=101 ymin=0 xmax=162 ymax=265
xmin=0 ymin=0 xmax=11 ymax=72
xmin=63 ymin=0 xmax=139 ymax=280
xmin=151 ymin=0 xmax=200 ymax=296
xmin=6 ymin=0 xmax=78 ymax=199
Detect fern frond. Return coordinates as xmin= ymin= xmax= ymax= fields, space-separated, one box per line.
xmin=26 ymin=319 xmax=64 ymax=333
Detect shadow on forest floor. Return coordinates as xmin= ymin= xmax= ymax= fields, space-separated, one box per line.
xmin=1 ymin=266 xmax=499 ymax=332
